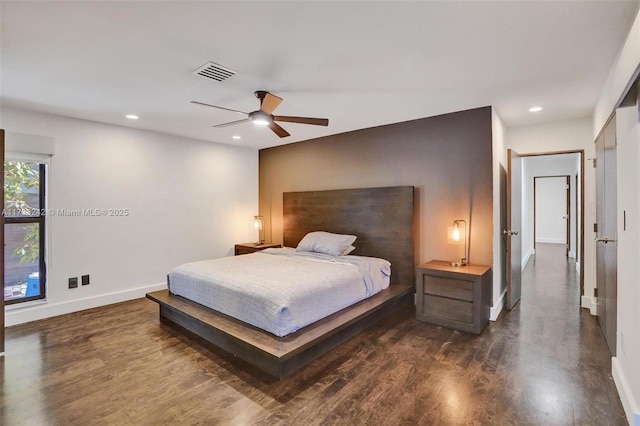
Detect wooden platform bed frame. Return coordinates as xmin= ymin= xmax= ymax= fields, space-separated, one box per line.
xmin=147 ymin=186 xmax=415 ymax=378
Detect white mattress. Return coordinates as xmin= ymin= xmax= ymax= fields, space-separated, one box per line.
xmin=168 ymin=248 xmax=391 ymax=337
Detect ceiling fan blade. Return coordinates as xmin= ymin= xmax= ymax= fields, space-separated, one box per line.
xmin=268 ymin=122 xmax=290 ymax=138
xmin=274 ymin=116 xmax=329 ymax=126
xmin=260 ymin=93 xmax=283 ymax=114
xmin=191 ymin=101 xmax=248 ymax=115
xmin=213 ymin=118 xmax=250 ymax=128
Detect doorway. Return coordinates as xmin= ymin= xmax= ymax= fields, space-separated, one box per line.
xmin=513 ymin=151 xmax=584 ymax=300
xmin=534 ymin=175 xmax=570 ymax=256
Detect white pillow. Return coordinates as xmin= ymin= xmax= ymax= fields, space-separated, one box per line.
xmin=296 ymin=231 xmax=357 ymax=257
xmin=342 ymin=245 xmax=356 ymax=255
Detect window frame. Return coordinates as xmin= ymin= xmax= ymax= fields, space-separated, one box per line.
xmin=4 ymin=156 xmax=47 ymax=305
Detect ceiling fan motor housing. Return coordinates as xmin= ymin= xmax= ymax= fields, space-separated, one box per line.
xmin=249 ymin=110 xmax=272 ymax=125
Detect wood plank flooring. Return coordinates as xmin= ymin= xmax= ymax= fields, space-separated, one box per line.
xmin=1 ymin=244 xmax=627 ymax=425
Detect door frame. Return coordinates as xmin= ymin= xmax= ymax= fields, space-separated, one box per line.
xmin=519 ymin=150 xmax=585 ymax=298
xmin=1 ymin=129 xmax=5 ymax=354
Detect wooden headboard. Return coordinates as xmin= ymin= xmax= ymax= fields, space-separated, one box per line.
xmin=283 ymin=186 xmax=415 ymax=286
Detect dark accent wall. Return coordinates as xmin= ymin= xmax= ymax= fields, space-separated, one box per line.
xmin=259 ymin=106 xmax=493 ymax=268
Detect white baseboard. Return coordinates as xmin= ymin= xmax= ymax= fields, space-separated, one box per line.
xmin=522 ymin=248 xmax=535 ymax=271
xmin=576 ymin=261 xmax=581 ymax=273
xmin=535 ymin=238 xmax=565 ymax=244
xmin=613 ymin=357 xmax=640 ymax=425
xmin=5 ymin=282 xmax=167 ymax=327
xmin=490 ymin=288 xmax=507 ymax=321
xmin=581 ymin=295 xmax=597 ymax=315
xmin=569 ymin=250 xmax=576 ymax=258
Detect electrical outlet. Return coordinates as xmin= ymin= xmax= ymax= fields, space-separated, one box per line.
xmin=81 ymin=275 xmax=90 ymax=286
xmin=69 ymin=277 xmax=78 ymax=289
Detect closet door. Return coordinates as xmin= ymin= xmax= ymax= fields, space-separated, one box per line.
xmin=595 ymin=114 xmax=617 ymax=356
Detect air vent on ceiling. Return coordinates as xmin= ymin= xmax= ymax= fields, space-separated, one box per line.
xmin=192 ymin=61 xmax=237 ymax=82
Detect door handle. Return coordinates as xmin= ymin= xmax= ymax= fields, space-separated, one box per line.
xmin=595 ymin=236 xmax=616 ymax=244
xmin=503 ymin=230 xmax=519 ymax=236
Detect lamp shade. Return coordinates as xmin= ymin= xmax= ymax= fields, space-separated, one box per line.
xmin=447 ymin=219 xmax=467 ymax=266
xmin=448 ymin=224 xmax=464 ymax=245
xmin=253 ymin=215 xmax=265 ymax=244
xmin=253 ymin=215 xmax=264 ymax=230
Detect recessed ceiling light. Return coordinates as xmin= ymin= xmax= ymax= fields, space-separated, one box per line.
xmin=232 ymin=135 xmax=241 ymax=140
xmin=125 ymin=114 xmax=139 ymax=120
xmin=528 ymin=106 xmax=543 ymax=112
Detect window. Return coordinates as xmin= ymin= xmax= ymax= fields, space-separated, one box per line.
xmin=4 ymin=160 xmax=46 ymax=304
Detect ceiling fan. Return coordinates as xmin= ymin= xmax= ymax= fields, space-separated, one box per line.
xmin=191 ymin=90 xmax=329 ymax=138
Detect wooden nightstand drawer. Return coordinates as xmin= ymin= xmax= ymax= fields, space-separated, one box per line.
xmin=423 ymin=275 xmax=473 ymax=302
xmin=416 ymin=260 xmax=491 ymax=334
xmin=423 ymin=295 xmax=473 ymax=324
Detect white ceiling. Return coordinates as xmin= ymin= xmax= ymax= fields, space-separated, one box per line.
xmin=1 ymin=1 xmax=638 ymax=150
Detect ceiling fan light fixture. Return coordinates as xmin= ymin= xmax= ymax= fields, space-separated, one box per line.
xmin=193 ymin=91 xmax=328 ymax=138
xmin=249 ymin=111 xmax=272 ymax=126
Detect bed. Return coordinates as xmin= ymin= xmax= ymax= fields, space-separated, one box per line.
xmin=147 ymin=186 xmax=415 ymax=378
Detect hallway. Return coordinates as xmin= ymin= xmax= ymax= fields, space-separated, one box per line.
xmin=504 ymin=242 xmax=626 ymax=424
xmin=520 ymin=243 xmax=581 ymax=310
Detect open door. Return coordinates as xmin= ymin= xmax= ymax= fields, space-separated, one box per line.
xmin=1 ymin=129 xmax=5 ymax=354
xmin=506 ymin=149 xmax=522 ymax=310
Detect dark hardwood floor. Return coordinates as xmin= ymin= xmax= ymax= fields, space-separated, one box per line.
xmin=2 ymin=244 xmax=627 ymax=425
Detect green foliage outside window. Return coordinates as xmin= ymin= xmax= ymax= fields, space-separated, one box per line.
xmin=4 ymin=161 xmax=40 ymax=264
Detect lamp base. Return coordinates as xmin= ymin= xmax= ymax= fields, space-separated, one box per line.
xmin=449 ymin=258 xmax=467 ymax=267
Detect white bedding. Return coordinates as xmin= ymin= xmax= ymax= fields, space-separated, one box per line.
xmin=168 ymin=248 xmax=391 ymax=337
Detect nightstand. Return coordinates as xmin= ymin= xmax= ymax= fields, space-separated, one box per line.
xmin=416 ymin=260 xmax=491 ymax=334
xmin=234 ymin=242 xmax=281 ymax=255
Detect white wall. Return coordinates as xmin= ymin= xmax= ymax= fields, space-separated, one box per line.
xmin=491 ymin=108 xmax=507 ymax=320
xmin=615 ymin=103 xmax=640 ymax=426
xmin=1 ymin=107 xmax=258 ymax=326
xmin=595 ymin=8 xmax=640 ymax=135
xmin=594 ymin=6 xmax=640 ymax=425
xmin=506 ymin=118 xmax=595 ymax=312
